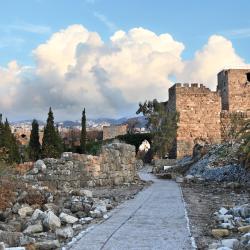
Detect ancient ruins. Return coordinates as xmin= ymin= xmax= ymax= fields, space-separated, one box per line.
xmin=166 ymin=69 xmax=250 ymax=158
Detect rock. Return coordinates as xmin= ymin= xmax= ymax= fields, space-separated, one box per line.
xmin=19 ymin=235 xmax=36 ymax=246
xmin=34 ymin=160 xmax=46 ymax=173
xmin=17 ymin=191 xmax=28 ymax=202
xmin=23 ymin=222 xmax=43 ymax=234
xmin=43 ymin=211 xmax=61 ymax=230
xmin=238 ymin=225 xmax=250 ymax=233
xmin=80 ymin=217 xmax=93 ymax=224
xmin=220 ymin=222 xmax=234 ymax=230
xmin=31 ymin=209 xmax=45 ymax=221
xmin=212 ymin=229 xmax=230 ymax=238
xmin=56 ymin=226 xmax=74 ymax=239
xmin=70 ymin=202 xmax=83 ymax=213
xmin=221 ymin=239 xmax=239 ymax=249
xmin=175 ymin=177 xmax=184 ymax=183
xmin=219 ymin=207 xmax=229 ymax=215
xmin=43 ymin=203 xmax=59 ymax=215
xmin=241 ymin=232 xmax=250 ymax=244
xmin=89 ymin=209 xmax=102 ymax=218
xmin=215 ymin=214 xmax=233 ymax=223
xmin=59 ymin=213 xmax=78 ymax=224
xmin=75 ymin=211 xmax=87 ymax=219
xmin=0 ymin=231 xmax=23 ymax=247
xmin=0 ymin=242 xmax=4 ymax=250
xmin=216 ymin=247 xmax=232 ymax=250
xmin=12 ymin=203 xmax=21 ymax=214
xmin=80 ymin=189 xmax=93 ymax=198
xmin=34 ymin=240 xmax=60 ymax=250
xmin=239 ymin=204 xmax=250 ymax=218
xmin=18 ymin=205 xmax=34 ymax=219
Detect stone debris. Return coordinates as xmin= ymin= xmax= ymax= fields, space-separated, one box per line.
xmin=209 ymin=203 xmax=250 ymax=249
xmin=0 ymin=142 xmax=144 ymax=249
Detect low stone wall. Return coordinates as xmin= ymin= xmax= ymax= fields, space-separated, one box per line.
xmin=24 ymin=143 xmax=136 ymax=190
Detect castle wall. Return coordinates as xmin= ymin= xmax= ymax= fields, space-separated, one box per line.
xmin=218 ymin=69 xmax=250 ymax=112
xmin=103 ymin=124 xmax=128 ymax=140
xmin=169 ymin=83 xmax=222 ymax=158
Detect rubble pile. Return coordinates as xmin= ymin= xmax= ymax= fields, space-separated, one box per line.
xmin=209 ymin=204 xmax=250 ymax=249
xmin=0 ymin=142 xmax=144 ymax=249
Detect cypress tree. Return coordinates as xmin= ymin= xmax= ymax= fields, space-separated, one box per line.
xmin=80 ymin=108 xmax=87 ymax=154
xmin=0 ymin=114 xmax=3 ymax=148
xmin=28 ymin=119 xmax=41 ymax=161
xmin=3 ymin=118 xmax=20 ymax=163
xmin=41 ymin=107 xmax=63 ymax=158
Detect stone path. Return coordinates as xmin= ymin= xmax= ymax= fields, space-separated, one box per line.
xmin=70 ymin=167 xmax=194 ymax=250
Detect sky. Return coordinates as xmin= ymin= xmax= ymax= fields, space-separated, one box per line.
xmin=0 ymin=0 xmax=250 ymax=121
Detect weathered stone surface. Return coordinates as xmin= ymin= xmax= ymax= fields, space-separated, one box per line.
xmin=79 ymin=189 xmax=93 ymax=198
xmin=212 ymin=229 xmax=230 ymax=238
xmin=18 ymin=206 xmax=34 ymax=219
xmin=23 ymin=222 xmax=43 ymax=234
xmin=59 ymin=213 xmax=78 ymax=224
xmin=34 ymin=160 xmax=46 ymax=173
xmin=0 ymin=231 xmax=23 ymax=247
xmin=34 ymin=240 xmax=60 ymax=250
xmin=238 ymin=225 xmax=250 ymax=233
xmin=56 ymin=226 xmax=74 ymax=239
xmin=221 ymin=239 xmax=239 ymax=249
xmin=43 ymin=211 xmax=61 ymax=230
xmin=31 ymin=209 xmax=45 ymax=221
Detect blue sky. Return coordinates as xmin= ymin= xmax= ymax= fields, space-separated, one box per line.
xmin=0 ymin=0 xmax=250 ymax=121
xmin=1 ymin=0 xmax=250 ymax=66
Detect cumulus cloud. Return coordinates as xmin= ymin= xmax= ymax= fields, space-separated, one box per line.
xmin=0 ymin=25 xmax=248 ymax=120
xmin=176 ymin=35 xmax=249 ymax=90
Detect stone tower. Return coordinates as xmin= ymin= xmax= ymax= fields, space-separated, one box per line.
xmin=217 ymin=69 xmax=250 ymax=112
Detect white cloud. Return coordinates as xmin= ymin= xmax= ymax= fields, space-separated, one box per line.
xmin=0 ymin=25 xmax=249 ymax=120
xmin=176 ymin=35 xmax=249 ymax=90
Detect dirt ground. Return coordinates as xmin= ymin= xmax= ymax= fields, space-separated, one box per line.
xmin=181 ymin=182 xmax=250 ymax=250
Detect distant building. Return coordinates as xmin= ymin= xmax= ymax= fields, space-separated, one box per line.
xmin=103 ymin=124 xmax=128 ymax=140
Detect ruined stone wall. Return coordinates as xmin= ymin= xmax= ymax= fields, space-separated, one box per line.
xmin=220 ymin=110 xmax=250 ymax=141
xmin=24 ymin=143 xmax=136 ymax=190
xmin=168 ymin=83 xmax=222 ymax=158
xmin=218 ymin=69 xmax=250 ymax=112
xmin=103 ymin=124 xmax=128 ymax=140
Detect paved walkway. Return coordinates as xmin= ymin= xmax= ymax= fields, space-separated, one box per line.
xmin=70 ymin=167 xmax=193 ymax=250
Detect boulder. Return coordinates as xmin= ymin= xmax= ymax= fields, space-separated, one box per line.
xmin=56 ymin=226 xmax=74 ymax=239
xmin=211 ymin=229 xmax=230 ymax=238
xmin=34 ymin=240 xmax=60 ymax=250
xmin=219 ymin=207 xmax=229 ymax=215
xmin=221 ymin=239 xmax=239 ymax=249
xmin=18 ymin=206 xmax=34 ymax=219
xmin=241 ymin=232 xmax=250 ymax=244
xmin=59 ymin=213 xmax=78 ymax=224
xmin=239 ymin=204 xmax=250 ymax=218
xmin=70 ymin=202 xmax=83 ymax=213
xmin=12 ymin=203 xmax=21 ymax=214
xmin=80 ymin=189 xmax=93 ymax=198
xmin=31 ymin=209 xmax=45 ymax=221
xmin=34 ymin=160 xmax=46 ymax=173
xmin=90 ymin=209 xmax=102 ymax=218
xmin=19 ymin=235 xmax=36 ymax=246
xmin=0 ymin=230 xmax=23 ymax=247
xmin=238 ymin=225 xmax=250 ymax=233
xmin=23 ymin=222 xmax=43 ymax=234
xmin=42 ymin=203 xmax=59 ymax=215
xmin=43 ymin=211 xmax=61 ymax=230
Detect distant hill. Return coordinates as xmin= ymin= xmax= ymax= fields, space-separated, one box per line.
xmin=11 ymin=116 xmax=147 ymax=128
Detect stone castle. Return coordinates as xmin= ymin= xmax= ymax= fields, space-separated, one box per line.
xmin=166 ymin=69 xmax=250 ymax=158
